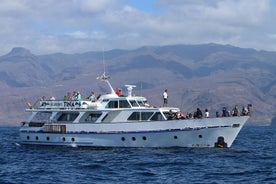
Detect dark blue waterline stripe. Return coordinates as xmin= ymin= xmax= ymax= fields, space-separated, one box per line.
xmin=21 ymin=125 xmax=232 ymax=134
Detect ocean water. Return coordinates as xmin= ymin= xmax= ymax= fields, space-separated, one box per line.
xmin=0 ymin=126 xmax=275 ymax=184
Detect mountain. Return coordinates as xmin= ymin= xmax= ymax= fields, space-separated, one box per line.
xmin=0 ymin=43 xmax=276 ymax=126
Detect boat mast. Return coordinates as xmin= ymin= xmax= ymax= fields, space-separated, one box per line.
xmin=96 ymin=49 xmax=116 ymax=95
xmin=104 ymin=74 xmax=116 ymax=95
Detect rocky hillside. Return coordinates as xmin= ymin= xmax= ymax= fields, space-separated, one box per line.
xmin=1 ymin=43 xmax=276 ymax=126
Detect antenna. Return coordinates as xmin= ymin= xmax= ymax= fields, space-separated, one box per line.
xmin=102 ymin=47 xmax=106 ymax=75
xmin=140 ymin=81 xmax=142 ymax=96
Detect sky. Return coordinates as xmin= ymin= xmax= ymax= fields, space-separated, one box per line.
xmin=0 ymin=0 xmax=276 ymax=55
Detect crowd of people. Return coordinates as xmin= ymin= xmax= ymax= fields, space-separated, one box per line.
xmin=40 ymin=90 xmax=99 ymax=102
xmin=62 ymin=91 xmax=82 ymax=101
xmin=40 ymin=86 xmax=121 ymax=103
xmin=163 ymin=88 xmax=251 ymax=120
xmin=219 ymin=105 xmax=252 ymax=117
xmin=167 ymin=104 xmax=251 ymax=120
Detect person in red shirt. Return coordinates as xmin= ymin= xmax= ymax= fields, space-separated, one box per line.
xmin=115 ymin=88 xmax=121 ymax=97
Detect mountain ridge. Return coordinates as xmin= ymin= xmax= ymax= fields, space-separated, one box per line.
xmin=0 ymin=43 xmax=275 ymax=126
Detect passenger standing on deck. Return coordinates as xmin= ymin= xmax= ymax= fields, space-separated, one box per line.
xmin=67 ymin=92 xmax=71 ymax=100
xmin=241 ymin=106 xmax=249 ymax=116
xmin=163 ymin=89 xmax=168 ymax=107
xmin=232 ymin=105 xmax=239 ymax=116
xmin=72 ymin=91 xmax=77 ymax=100
xmin=176 ymin=111 xmax=185 ymax=119
xmin=195 ymin=108 xmax=203 ymax=118
xmin=64 ymin=92 xmax=71 ymax=100
xmin=168 ymin=109 xmax=175 ymax=120
xmin=88 ymin=91 xmax=96 ymax=102
xmin=222 ymin=107 xmax=227 ymax=117
xmin=205 ymin=109 xmax=210 ymax=118
xmin=76 ymin=91 xmax=81 ymax=101
xmin=115 ymin=88 xmax=121 ymax=97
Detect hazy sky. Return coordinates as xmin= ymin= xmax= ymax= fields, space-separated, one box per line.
xmin=1 ymin=0 xmax=276 ymax=55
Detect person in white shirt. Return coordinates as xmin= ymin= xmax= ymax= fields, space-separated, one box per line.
xmin=205 ymin=109 xmax=210 ymax=118
xmin=163 ymin=89 xmax=168 ymax=107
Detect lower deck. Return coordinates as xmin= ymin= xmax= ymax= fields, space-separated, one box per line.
xmin=20 ymin=116 xmax=249 ymax=148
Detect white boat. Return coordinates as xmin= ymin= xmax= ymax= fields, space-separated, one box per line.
xmin=20 ymin=74 xmax=250 ymax=148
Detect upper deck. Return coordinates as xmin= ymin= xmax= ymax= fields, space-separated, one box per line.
xmin=35 ymin=95 xmax=149 ymax=111
xmin=27 ymin=73 xmax=153 ymax=111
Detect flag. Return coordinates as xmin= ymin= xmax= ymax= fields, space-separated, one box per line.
xmin=24 ymin=98 xmax=34 ymax=109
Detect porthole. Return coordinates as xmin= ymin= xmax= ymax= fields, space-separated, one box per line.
xmin=71 ymin=138 xmax=75 ymax=142
xmin=35 ymin=136 xmax=39 ymax=140
xmin=174 ymin=136 xmax=178 ymax=139
xmin=26 ymin=136 xmax=30 ymax=140
xmin=62 ymin=137 xmax=66 ymax=142
xmin=121 ymin=137 xmax=125 ymax=141
xmin=46 ymin=136 xmax=50 ymax=141
xmin=142 ymin=136 xmax=147 ymax=140
xmin=132 ymin=137 xmax=136 ymax=141
xmin=198 ymin=135 xmax=203 ymax=138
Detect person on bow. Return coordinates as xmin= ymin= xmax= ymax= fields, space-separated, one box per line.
xmin=163 ymin=89 xmax=168 ymax=107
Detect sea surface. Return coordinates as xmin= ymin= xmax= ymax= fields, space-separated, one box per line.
xmin=0 ymin=126 xmax=275 ymax=184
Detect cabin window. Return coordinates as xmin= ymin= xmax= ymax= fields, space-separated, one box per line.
xmin=163 ymin=112 xmax=170 ymax=120
xmin=129 ymin=100 xmax=139 ymax=107
xmin=83 ymin=112 xmax=102 ymax=123
xmin=106 ymin=100 xmax=131 ymax=108
xmin=102 ymin=99 xmax=109 ymax=102
xmin=150 ymin=112 xmax=165 ymax=121
xmin=137 ymin=100 xmax=145 ymax=107
xmin=106 ymin=100 xmax=118 ymax=108
xmin=57 ymin=112 xmax=79 ymax=122
xmin=32 ymin=112 xmax=52 ymax=123
xmin=128 ymin=112 xmax=154 ymax=121
xmin=119 ymin=100 xmax=131 ymax=108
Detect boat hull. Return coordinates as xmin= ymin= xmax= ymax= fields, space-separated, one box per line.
xmin=20 ymin=116 xmax=249 ymax=148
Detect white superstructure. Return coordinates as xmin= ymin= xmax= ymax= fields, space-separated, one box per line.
xmin=20 ymin=74 xmax=250 ymax=148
